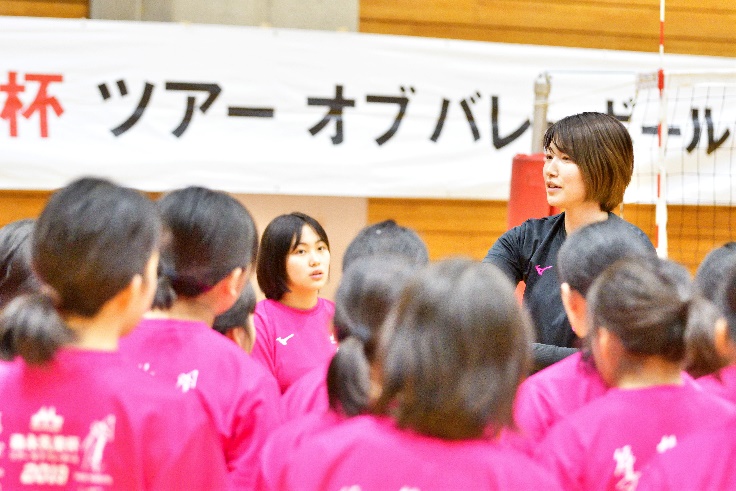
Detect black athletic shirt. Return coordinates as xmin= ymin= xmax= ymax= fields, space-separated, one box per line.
xmin=482 ymin=213 xmax=653 ymax=357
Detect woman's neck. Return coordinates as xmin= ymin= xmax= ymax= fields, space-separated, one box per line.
xmin=279 ymin=290 xmax=319 ymax=310
xmin=148 ymin=297 xmax=217 ymax=326
xmin=64 ymin=312 xmax=123 ymax=352
xmin=615 ymin=357 xmax=684 ymax=389
xmin=563 ymin=202 xmax=609 ymax=234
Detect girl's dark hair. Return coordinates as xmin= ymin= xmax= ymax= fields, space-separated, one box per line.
xmin=256 ymin=212 xmax=329 ymax=300
xmin=695 ymin=242 xmax=736 ymax=304
xmin=684 ymin=298 xmax=730 ymax=378
xmin=0 ymin=177 xmax=161 ymax=364
xmin=342 ymin=220 xmax=429 ymax=272
xmin=717 ymin=266 xmax=736 ymax=341
xmin=587 ymin=257 xmax=694 ymax=364
xmin=374 ymin=258 xmax=533 ymax=440
xmin=153 ymin=187 xmax=258 ymax=309
xmin=557 ymin=219 xmax=656 ymax=298
xmin=212 ymin=283 xmax=257 ymax=336
xmin=0 ymin=219 xmax=41 ymax=310
xmin=543 ymin=112 xmax=634 ymax=212
xmin=326 ymin=256 xmax=416 ymax=416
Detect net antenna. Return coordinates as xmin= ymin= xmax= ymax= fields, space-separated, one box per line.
xmin=656 ymin=0 xmax=668 ymax=258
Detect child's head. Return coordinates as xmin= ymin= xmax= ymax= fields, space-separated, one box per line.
xmin=375 ymin=258 xmax=533 ymax=440
xmin=0 ymin=177 xmax=161 ymax=364
xmin=0 ymin=219 xmax=41 ymax=310
xmin=557 ymin=219 xmax=656 ymax=337
xmin=154 ymin=186 xmax=258 ymax=313
xmin=543 ymin=112 xmax=634 ymax=212
xmin=326 ymin=255 xmax=416 ymax=416
xmin=695 ymin=242 xmax=736 ymax=303
xmin=257 ymin=212 xmax=330 ymax=301
xmin=341 ymin=220 xmax=429 ymax=272
xmin=212 ymin=283 xmax=257 ymax=353
xmin=586 ymin=257 xmax=694 ymax=384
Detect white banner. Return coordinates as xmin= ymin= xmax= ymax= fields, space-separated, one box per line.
xmin=0 ymin=16 xmax=733 ymax=200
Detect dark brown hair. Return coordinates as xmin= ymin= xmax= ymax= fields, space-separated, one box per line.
xmin=587 ymin=257 xmax=694 ymax=365
xmin=543 ymin=112 xmax=634 ymax=212
xmin=374 ymin=258 xmax=533 ymax=440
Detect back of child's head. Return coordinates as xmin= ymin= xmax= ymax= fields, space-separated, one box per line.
xmin=0 ymin=177 xmax=161 ymax=364
xmin=587 ymin=256 xmax=694 ymax=364
xmin=341 ymin=220 xmax=428 ymax=272
xmin=326 ymin=255 xmax=416 ymax=416
xmin=543 ymin=112 xmax=633 ymax=212
xmin=0 ymin=219 xmax=41 ymax=310
xmin=716 ymin=266 xmax=736 ymax=342
xmin=374 ymin=258 xmax=533 ymax=440
xmin=257 ymin=212 xmax=329 ymax=300
xmin=695 ymin=242 xmax=736 ymax=303
xmin=558 ymin=219 xmax=656 ymax=297
xmin=212 ymin=283 xmax=257 ymax=335
xmin=153 ymin=186 xmax=257 ymax=308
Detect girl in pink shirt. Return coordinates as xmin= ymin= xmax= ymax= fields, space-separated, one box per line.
xmin=252 ymin=212 xmax=337 ymax=393
xmin=510 ymin=218 xmax=656 ymax=450
xmin=535 ymin=257 xmax=735 ymax=491
xmin=118 ymin=186 xmax=280 ymax=490
xmin=258 ymin=255 xmax=417 ymax=490
xmin=284 ymin=259 xmax=563 ymax=491
xmin=0 ymin=177 xmax=227 ymax=490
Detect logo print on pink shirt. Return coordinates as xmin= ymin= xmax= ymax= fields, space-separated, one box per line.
xmin=277 ymin=334 xmax=295 ymax=346
xmin=535 ymin=265 xmax=553 ymax=276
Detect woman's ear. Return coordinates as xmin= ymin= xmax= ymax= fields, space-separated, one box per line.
xmin=210 ymin=267 xmax=250 ymax=315
xmin=714 ymin=317 xmax=736 ymax=363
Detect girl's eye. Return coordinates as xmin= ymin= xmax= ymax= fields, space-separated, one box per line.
xmin=318 ymin=245 xmax=328 ymax=252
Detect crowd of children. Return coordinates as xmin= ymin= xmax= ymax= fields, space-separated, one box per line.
xmin=2 ymin=112 xmax=736 ymax=490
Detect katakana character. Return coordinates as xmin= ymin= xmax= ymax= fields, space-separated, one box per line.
xmin=307 ymin=85 xmax=356 ymax=145
xmin=20 ymin=74 xmax=64 ymax=138
xmin=683 ymin=107 xmax=729 ymax=154
xmin=461 ymin=92 xmax=482 ymax=141
xmin=0 ymin=71 xmax=25 ymax=137
xmin=99 ymin=80 xmax=155 ymax=136
xmin=607 ymin=99 xmax=632 ymax=122
xmin=429 ymin=98 xmax=450 ymax=142
xmin=228 ymin=107 xmax=275 ymax=118
xmin=366 ymin=86 xmax=414 ymax=145
xmin=705 ymin=108 xmax=730 ymax=154
xmin=491 ymin=95 xmax=529 ymax=149
xmin=165 ymin=82 xmax=221 ymax=137
xmin=430 ymin=92 xmax=482 ymax=143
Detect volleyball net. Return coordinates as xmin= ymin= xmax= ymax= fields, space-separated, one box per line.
xmin=532 ymin=69 xmax=736 ymax=271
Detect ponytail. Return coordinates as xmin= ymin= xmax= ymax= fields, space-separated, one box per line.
xmin=0 ymin=293 xmax=74 ymax=364
xmin=326 ymin=337 xmax=371 ymax=416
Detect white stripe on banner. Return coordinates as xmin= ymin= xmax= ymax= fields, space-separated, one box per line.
xmin=0 ymin=17 xmax=732 ymax=199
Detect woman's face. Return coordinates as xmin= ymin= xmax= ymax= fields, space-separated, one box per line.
xmin=543 ymin=142 xmax=589 ymax=210
xmin=285 ymin=224 xmax=330 ymax=295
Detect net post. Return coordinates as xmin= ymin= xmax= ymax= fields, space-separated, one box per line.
xmin=531 ymin=72 xmax=551 ymax=153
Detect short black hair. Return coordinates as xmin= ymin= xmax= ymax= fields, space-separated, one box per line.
xmin=153 ymin=186 xmax=258 ymax=308
xmin=557 ymin=219 xmax=656 ymax=297
xmin=0 ymin=219 xmax=41 ymax=310
xmin=256 ymin=212 xmax=329 ymax=300
xmin=342 ymin=220 xmax=428 ymax=272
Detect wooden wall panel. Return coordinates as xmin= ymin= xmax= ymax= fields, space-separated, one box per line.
xmin=360 ymin=0 xmax=736 ymax=58
xmin=0 ymin=0 xmax=88 ymax=18
xmin=368 ymin=198 xmax=734 ymax=274
xmin=0 ymin=191 xmax=52 ymax=226
xmin=367 ymin=198 xmax=508 ymax=261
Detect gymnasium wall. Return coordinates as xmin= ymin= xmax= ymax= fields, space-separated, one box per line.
xmin=1 ymin=1 xmax=733 ymax=273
